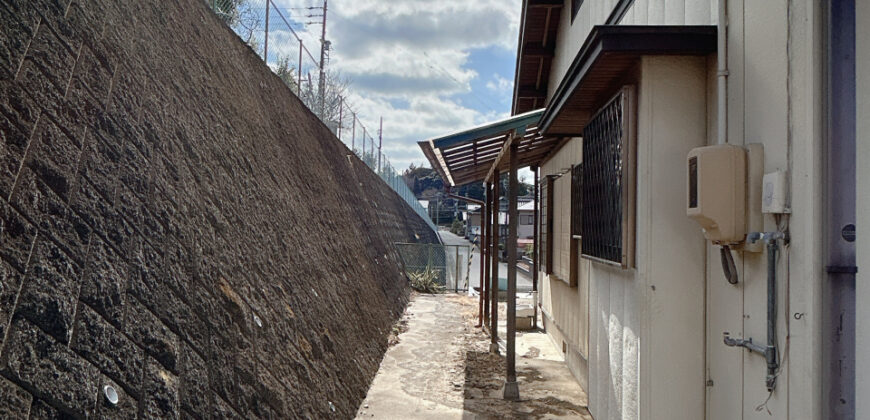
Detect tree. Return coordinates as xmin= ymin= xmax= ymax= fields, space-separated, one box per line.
xmin=209 ymin=0 xmax=261 ymax=47
xmin=274 ymin=55 xmax=299 ymax=94
xmin=299 ymin=69 xmax=351 ymax=123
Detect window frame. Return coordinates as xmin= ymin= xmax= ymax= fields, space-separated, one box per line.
xmin=580 ymin=86 xmax=637 ymax=269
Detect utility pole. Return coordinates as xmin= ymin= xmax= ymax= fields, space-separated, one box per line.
xmin=318 ymin=0 xmax=328 ymax=118
xmin=378 ymin=117 xmax=383 ymax=173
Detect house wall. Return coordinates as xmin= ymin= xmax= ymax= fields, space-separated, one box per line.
xmin=548 ymin=0 xmax=716 ymax=100
xmin=701 ymin=1 xmax=826 ymax=419
xmin=539 ymin=137 xmax=588 ymax=388
xmin=540 ymin=1 xmax=831 ymax=419
xmin=857 ymin=0 xmax=870 ymax=418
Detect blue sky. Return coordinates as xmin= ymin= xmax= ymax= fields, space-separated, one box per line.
xmin=260 ymin=0 xmax=524 ymax=172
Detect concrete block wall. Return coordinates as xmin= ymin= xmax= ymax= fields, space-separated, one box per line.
xmin=0 ymin=0 xmax=438 ymax=418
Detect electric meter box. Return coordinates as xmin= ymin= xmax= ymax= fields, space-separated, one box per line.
xmin=686 ymin=144 xmax=747 ymax=244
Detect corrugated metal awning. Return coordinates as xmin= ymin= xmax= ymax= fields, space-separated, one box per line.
xmin=418 ymin=109 xmax=562 ymax=187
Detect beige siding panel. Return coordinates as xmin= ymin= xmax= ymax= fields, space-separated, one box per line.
xmin=742 ymin=1 xmax=790 ymax=419
xmin=857 ymin=0 xmax=870 ymax=418
xmin=641 ymin=56 xmax=707 ymax=420
xmin=648 ymin=0 xmax=665 ymax=24
xmin=664 ymin=0 xmax=685 ymax=24
xmin=685 ymin=0 xmax=711 ymax=24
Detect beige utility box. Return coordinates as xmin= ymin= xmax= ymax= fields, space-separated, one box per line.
xmin=686 ymin=145 xmax=747 ymax=244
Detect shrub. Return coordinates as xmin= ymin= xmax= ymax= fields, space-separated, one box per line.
xmin=408 ymin=264 xmax=444 ymax=294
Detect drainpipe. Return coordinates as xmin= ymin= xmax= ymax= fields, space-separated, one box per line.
xmin=724 ymin=231 xmax=785 ymax=391
xmin=716 ymin=0 xmax=740 ymax=284
xmin=717 ymin=0 xmax=728 ymax=146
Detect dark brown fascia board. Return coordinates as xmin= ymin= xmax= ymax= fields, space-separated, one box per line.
xmin=538 ymin=25 xmax=717 ymax=136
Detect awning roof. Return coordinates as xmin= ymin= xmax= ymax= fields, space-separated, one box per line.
xmin=540 ymin=25 xmax=717 ymax=136
xmin=418 ymin=109 xmax=562 ymax=187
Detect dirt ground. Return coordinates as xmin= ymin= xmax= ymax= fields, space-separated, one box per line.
xmin=355 ymin=293 xmax=593 ymax=419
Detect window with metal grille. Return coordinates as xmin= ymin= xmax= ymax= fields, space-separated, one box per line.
xmin=581 ymin=87 xmax=636 ymax=267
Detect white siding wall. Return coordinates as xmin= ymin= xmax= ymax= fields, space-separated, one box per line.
xmin=548 ymin=0 xmax=716 ymax=100
xmin=539 ymin=137 xmax=589 ymax=386
xmin=539 ymin=2 xmax=829 ymax=419
xmin=857 ymin=0 xmax=870 ymax=418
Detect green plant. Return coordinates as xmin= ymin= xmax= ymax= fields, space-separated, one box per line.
xmin=450 ymin=219 xmax=464 ymax=235
xmin=524 ymin=243 xmax=534 ymax=256
xmin=408 ymin=264 xmax=444 ymax=294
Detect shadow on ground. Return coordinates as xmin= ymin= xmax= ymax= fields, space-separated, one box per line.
xmin=461 ymin=350 xmax=591 ymax=419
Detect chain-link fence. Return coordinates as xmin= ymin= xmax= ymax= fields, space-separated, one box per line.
xmin=396 ymin=243 xmax=473 ymax=293
xmin=206 ymin=0 xmax=436 ymax=233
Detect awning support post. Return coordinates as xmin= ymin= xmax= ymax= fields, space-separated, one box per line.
xmin=490 ymin=171 xmax=500 ymax=354
xmin=503 ymin=141 xmax=520 ymax=400
xmin=478 ymin=185 xmax=489 ymax=327
xmin=532 ymin=165 xmax=539 ymax=330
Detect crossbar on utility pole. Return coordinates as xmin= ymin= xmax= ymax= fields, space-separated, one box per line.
xmin=490 ymin=172 xmax=500 ymax=354
xmin=503 ymin=140 xmax=520 ymax=401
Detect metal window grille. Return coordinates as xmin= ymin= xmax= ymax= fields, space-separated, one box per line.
xmin=581 ymin=87 xmax=636 ymax=267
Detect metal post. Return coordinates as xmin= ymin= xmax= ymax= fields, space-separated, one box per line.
xmin=378 ymin=117 xmax=383 ymax=173
xmin=490 ymin=171 xmax=500 ymax=354
xmin=318 ymin=0 xmax=328 ymax=117
xmin=264 ymin=0 xmax=270 ymax=61
xmin=362 ymin=127 xmax=367 ymax=161
xmin=479 ymin=185 xmax=489 ymax=327
xmin=297 ymin=39 xmax=303 ymax=95
xmin=456 ymin=246 xmax=461 ymax=293
xmin=503 ymin=141 xmax=519 ymax=400
xmin=532 ymin=165 xmax=539 ymax=329
xmin=338 ymin=97 xmax=343 ymax=141
xmin=351 ymin=113 xmax=356 ymax=151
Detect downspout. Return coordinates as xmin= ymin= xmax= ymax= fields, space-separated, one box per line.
xmin=717 ymin=0 xmax=728 ymax=146
xmin=717 ymin=0 xmax=740 ymax=284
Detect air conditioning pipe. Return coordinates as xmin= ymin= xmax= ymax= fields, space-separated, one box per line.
xmin=723 ymin=231 xmax=785 ymax=391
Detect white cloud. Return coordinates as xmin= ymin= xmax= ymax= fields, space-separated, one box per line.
xmin=265 ymin=0 xmax=522 ymax=171
xmin=486 ymin=74 xmax=513 ymax=94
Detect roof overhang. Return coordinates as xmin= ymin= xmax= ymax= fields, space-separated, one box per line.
xmin=511 ymin=0 xmax=563 ymax=116
xmin=539 ymin=25 xmax=717 ymax=136
xmin=418 ymin=109 xmax=561 ymax=187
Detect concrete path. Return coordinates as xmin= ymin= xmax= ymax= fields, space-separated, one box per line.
xmin=437 ymin=231 xmax=534 ymax=294
xmin=355 ymin=294 xmax=592 ymax=419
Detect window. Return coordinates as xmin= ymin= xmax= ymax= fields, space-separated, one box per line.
xmin=571 ymin=164 xmax=582 ymax=237
xmin=581 ymin=87 xmax=636 ymax=267
xmin=541 ymin=176 xmax=554 ymax=274
xmin=572 ymin=0 xmax=583 ymax=21
xmin=520 ymin=215 xmax=534 ymax=225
